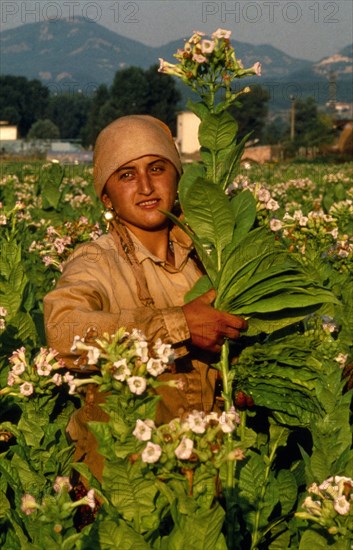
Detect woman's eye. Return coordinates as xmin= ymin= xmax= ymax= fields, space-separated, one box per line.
xmin=120 ymin=171 xmax=134 ymax=180
xmin=151 ymin=165 xmax=164 ymax=173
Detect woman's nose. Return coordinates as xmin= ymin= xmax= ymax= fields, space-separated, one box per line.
xmin=138 ymin=171 xmax=154 ymax=194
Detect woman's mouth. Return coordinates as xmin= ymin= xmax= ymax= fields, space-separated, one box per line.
xmin=137 ymin=199 xmax=160 ymax=208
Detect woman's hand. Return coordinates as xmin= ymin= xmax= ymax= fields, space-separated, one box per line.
xmin=182 ymin=289 xmax=248 ymax=353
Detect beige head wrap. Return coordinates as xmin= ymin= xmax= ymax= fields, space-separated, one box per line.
xmin=93 ymin=115 xmax=182 ymax=199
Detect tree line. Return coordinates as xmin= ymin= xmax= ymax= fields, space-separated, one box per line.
xmin=0 ymin=69 xmax=334 ymax=152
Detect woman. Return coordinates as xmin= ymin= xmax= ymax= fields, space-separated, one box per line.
xmin=44 ymin=114 xmax=247 ymax=479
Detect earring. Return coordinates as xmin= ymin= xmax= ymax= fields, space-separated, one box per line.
xmin=103 ymin=207 xmax=115 ymax=230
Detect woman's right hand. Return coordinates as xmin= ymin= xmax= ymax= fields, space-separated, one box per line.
xmin=182 ymin=289 xmax=248 ymax=353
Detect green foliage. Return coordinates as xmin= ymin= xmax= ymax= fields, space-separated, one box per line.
xmin=45 ymin=93 xmax=92 ymax=141
xmin=0 ymin=26 xmax=352 ymax=548
xmin=83 ymin=65 xmax=181 ymax=144
xmin=227 ymin=84 xmax=270 ymax=143
xmin=0 ymin=75 xmax=49 ymax=137
xmin=27 ymin=119 xmax=61 ymax=140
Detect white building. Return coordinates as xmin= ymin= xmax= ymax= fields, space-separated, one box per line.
xmin=176 ymin=111 xmax=200 ymax=156
xmin=0 ymin=123 xmax=18 ymax=141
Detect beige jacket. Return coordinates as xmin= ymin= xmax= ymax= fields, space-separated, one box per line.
xmin=44 ymin=224 xmax=218 ymax=427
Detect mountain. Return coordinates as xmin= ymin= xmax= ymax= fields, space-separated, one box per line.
xmin=1 ymin=18 xmax=351 ymax=107
xmin=1 ymin=17 xmax=311 ymax=87
xmin=313 ymin=44 xmax=353 ymax=80
xmin=0 ymin=17 xmax=154 ymax=88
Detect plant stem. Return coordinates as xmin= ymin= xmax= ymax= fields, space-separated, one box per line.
xmin=250 ymin=427 xmax=287 ymax=550
xmin=220 ymin=340 xmax=238 ymax=549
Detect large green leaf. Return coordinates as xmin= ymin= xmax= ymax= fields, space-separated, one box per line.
xmin=178 ymin=163 xmax=205 ymax=206
xmin=229 ymin=189 xmax=257 ymax=243
xmin=217 ymin=132 xmax=252 ymax=190
xmin=199 ymin=111 xmax=237 ymax=152
xmin=277 ymin=470 xmax=298 ymax=515
xmin=182 ymin=178 xmax=235 ymax=259
xmin=239 ymin=452 xmax=266 ymax=504
xmin=17 ymin=415 xmax=44 ymax=448
xmin=7 ymin=312 xmax=38 ymax=343
xmin=102 ymin=459 xmax=159 ymax=529
xmin=229 ymin=290 xmax=338 ymax=315
xmin=162 ymin=500 xmax=226 ymax=550
xmin=81 ymin=519 xmax=150 ymax=549
xmin=184 ymin=274 xmax=213 ymax=303
xmin=11 ymin=454 xmax=45 ymax=493
xmin=298 ymin=530 xmax=338 ymax=549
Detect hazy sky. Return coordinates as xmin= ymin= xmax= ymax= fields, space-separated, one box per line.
xmin=1 ymin=0 xmax=352 ymax=61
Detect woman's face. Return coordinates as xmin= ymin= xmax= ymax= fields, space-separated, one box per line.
xmin=102 ymin=155 xmax=178 ymax=235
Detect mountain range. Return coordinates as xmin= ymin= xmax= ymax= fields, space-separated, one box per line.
xmin=1 ymin=17 xmax=352 ymax=108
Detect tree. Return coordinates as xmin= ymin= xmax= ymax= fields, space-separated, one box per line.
xmin=82 ymin=66 xmax=182 ymax=145
xmin=45 ymin=93 xmax=92 ymax=140
xmin=228 ymin=84 xmax=270 ymax=143
xmin=263 ymin=117 xmax=289 ymax=145
xmin=81 ymin=84 xmax=110 ymax=146
xmin=291 ymin=97 xmax=334 ymax=151
xmin=27 ymin=119 xmax=60 ymax=140
xmin=0 ymin=76 xmax=49 ymax=137
xmin=144 ymin=65 xmax=182 ymax=135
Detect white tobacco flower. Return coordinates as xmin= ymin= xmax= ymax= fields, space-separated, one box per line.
xmin=228 ymin=448 xmax=245 ymax=460
xmin=308 ymin=482 xmax=322 ymax=496
xmin=252 ymin=61 xmax=262 ymax=76
xmin=193 ymin=53 xmax=207 ymax=63
xmin=53 ymin=476 xmax=72 ymax=493
xmin=67 ymin=382 xmax=77 ymax=395
xmin=63 ymin=372 xmax=74 ymax=383
xmin=227 ymin=406 xmax=241 ymax=424
xmin=7 ymin=372 xmax=18 ymax=386
xmin=257 ymin=188 xmax=271 ymax=203
xmin=334 ymin=353 xmax=348 ymax=366
xmin=84 ymin=489 xmax=96 ymax=510
xmin=133 ymin=419 xmax=154 ymax=441
xmin=127 ymin=376 xmax=147 ymax=395
xmin=70 ymin=335 xmax=83 ymax=352
xmin=211 ymin=28 xmax=232 ymax=40
xmin=12 ymin=362 xmax=26 ymax=375
xmin=141 ymin=441 xmax=162 ymax=463
xmin=334 ymin=496 xmax=350 ymax=515
xmin=186 ymin=410 xmax=207 ymax=434
xmin=9 ymin=346 xmax=26 ymax=365
xmin=87 ymin=346 xmax=100 ymax=365
xmin=146 ymin=358 xmax=165 ymax=377
xmin=20 ymin=382 xmax=34 ymax=396
xmin=269 ymin=218 xmax=283 ymax=232
xmin=43 ymin=255 xmax=55 ymax=266
xmin=219 ymin=411 xmax=236 ymax=433
xmin=0 ymin=306 xmax=8 ymax=317
xmin=21 ymin=494 xmax=38 ymax=515
xmin=200 ymin=39 xmax=215 ymax=54
xmin=175 ymin=437 xmax=194 ymax=460
xmin=130 ymin=328 xmax=147 ymax=342
xmin=266 ymin=198 xmax=280 ymax=211
xmin=46 ymin=348 xmax=59 ymax=363
xmin=37 ymin=362 xmax=53 ymax=376
xmin=112 ymin=359 xmax=131 ymax=381
xmin=189 ymin=30 xmax=206 ymax=43
xmin=302 ymin=496 xmax=322 ymax=517
xmin=153 ymin=339 xmax=175 ymax=364
xmin=51 ymin=373 xmax=63 ymax=386
xmin=135 ymin=341 xmax=149 ymax=363
xmin=206 ymin=411 xmax=220 ymax=424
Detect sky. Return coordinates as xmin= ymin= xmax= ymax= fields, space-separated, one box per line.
xmin=0 ymin=0 xmax=352 ymax=61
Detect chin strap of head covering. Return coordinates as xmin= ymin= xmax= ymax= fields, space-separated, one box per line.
xmin=108 ymin=217 xmax=155 ymax=308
